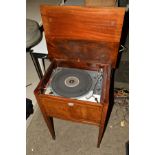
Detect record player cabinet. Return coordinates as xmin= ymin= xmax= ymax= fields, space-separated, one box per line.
xmin=34 ymin=5 xmax=125 ymax=147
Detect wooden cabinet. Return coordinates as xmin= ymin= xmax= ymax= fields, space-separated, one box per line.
xmin=34 ymin=5 xmax=125 ymax=147
xmin=41 ymin=96 xmax=102 ymax=124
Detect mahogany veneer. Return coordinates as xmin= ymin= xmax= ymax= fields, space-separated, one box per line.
xmin=34 ymin=6 xmax=125 ymax=147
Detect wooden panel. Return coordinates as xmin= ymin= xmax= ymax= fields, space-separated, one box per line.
xmin=40 ymin=6 xmax=125 ymax=68
xmin=47 ymin=40 xmax=119 ymax=67
xmin=41 ymin=97 xmax=102 ymax=124
xmin=41 ymin=6 xmax=125 ymax=42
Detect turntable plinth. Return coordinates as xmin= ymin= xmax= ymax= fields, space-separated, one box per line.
xmin=34 ymin=6 xmax=125 ymax=147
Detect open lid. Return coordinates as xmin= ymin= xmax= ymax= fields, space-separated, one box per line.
xmin=40 ymin=5 xmax=125 ymax=68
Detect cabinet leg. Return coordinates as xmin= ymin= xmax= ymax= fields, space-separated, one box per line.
xmin=97 ymin=104 xmax=109 ymax=148
xmin=97 ymin=125 xmax=105 ymax=148
xmin=44 ymin=116 xmax=56 ymax=140
xmin=49 ymin=117 xmax=56 ymax=140
xmin=38 ymin=104 xmax=56 ymax=140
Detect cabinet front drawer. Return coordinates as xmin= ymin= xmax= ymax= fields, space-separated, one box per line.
xmin=41 ymin=97 xmax=102 ymax=124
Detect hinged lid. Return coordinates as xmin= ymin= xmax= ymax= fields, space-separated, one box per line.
xmin=41 ymin=5 xmax=125 ymax=68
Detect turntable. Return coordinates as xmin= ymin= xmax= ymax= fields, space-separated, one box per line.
xmin=45 ymin=67 xmax=104 ymax=102
xmin=34 ymin=6 xmax=125 ymax=148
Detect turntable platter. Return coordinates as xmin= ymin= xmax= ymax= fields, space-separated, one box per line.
xmin=51 ymin=68 xmax=92 ymax=98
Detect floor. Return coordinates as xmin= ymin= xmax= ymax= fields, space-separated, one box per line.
xmin=26 ymin=0 xmax=129 ymax=154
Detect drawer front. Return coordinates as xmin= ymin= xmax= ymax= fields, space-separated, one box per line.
xmin=41 ymin=97 xmax=102 ymax=124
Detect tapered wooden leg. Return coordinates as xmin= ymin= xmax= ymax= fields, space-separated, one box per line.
xmin=97 ymin=125 xmax=104 ymax=148
xmin=37 ymin=102 xmax=56 ymax=140
xmin=97 ymin=104 xmax=109 ymax=148
xmin=44 ymin=116 xmax=56 ymax=140
xmin=41 ymin=112 xmax=55 ymax=139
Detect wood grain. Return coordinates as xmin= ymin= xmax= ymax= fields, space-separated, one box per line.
xmin=40 ymin=6 xmax=125 ymax=68
xmin=41 ymin=96 xmax=102 ymax=125
xmin=34 ymin=6 xmax=125 ymax=147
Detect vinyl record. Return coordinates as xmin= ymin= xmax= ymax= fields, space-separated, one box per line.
xmin=51 ymin=68 xmax=92 ymax=98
